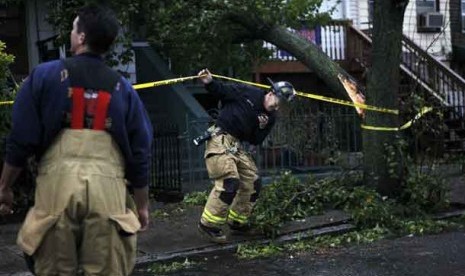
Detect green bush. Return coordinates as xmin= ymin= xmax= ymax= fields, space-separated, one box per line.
xmin=182 ymin=191 xmax=208 ymax=206
xmin=0 ymin=40 xmax=15 ymax=137
xmin=0 ymin=41 xmax=34 ymax=213
xmin=251 ymin=165 xmax=450 ymax=238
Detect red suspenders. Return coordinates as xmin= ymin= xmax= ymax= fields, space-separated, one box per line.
xmin=71 ymin=87 xmax=85 ymax=129
xmin=70 ymin=87 xmax=111 ymax=130
xmin=92 ymin=91 xmax=111 ymax=130
xmin=63 ymin=57 xmax=119 ymax=131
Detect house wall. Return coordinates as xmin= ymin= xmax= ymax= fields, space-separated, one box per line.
xmin=320 ymin=0 xmax=344 ymax=19
xmin=402 ymin=0 xmax=452 ymax=61
xmin=320 ymin=0 xmax=362 ymax=27
xmin=357 ymin=0 xmax=370 ymax=30
xmin=329 ymin=0 xmax=452 ymax=61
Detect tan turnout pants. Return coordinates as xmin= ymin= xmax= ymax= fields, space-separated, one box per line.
xmin=200 ymin=132 xmax=261 ymax=228
xmin=17 ymin=129 xmax=141 ymax=276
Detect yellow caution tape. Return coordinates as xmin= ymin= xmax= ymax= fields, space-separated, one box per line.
xmin=211 ymin=74 xmax=399 ymax=115
xmin=132 ymin=73 xmax=435 ymax=131
xmin=133 ymin=74 xmax=399 ymax=114
xmin=0 ymin=101 xmax=14 ymax=105
xmin=295 ymin=92 xmax=399 ymax=115
xmin=0 ymin=73 xmax=431 ymax=132
xmin=132 ymin=75 xmax=199 ymax=90
xmin=361 ymin=107 xmax=433 ymax=131
xmin=211 ymin=74 xmax=269 ymax=89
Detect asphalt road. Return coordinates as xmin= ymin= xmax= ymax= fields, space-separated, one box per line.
xmin=158 ymin=230 xmax=465 ymax=276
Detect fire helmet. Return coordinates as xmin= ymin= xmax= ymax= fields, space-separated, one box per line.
xmin=267 ymin=78 xmax=296 ymax=102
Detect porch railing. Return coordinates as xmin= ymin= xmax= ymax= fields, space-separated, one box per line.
xmin=263 ymin=20 xmax=350 ymax=61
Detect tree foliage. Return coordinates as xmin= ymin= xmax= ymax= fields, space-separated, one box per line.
xmin=0 ymin=41 xmax=15 ymax=137
xmin=143 ymin=0 xmax=332 ymax=76
xmin=1 ymin=0 xmax=332 ymax=77
xmin=3 ymin=0 xmax=348 ymax=95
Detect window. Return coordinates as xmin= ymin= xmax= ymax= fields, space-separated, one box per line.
xmin=416 ymin=0 xmax=443 ymax=32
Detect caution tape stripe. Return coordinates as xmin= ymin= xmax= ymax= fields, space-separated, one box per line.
xmin=132 ymin=75 xmax=199 ymax=90
xmin=0 ymin=73 xmax=433 ymax=132
xmin=211 ymin=74 xmax=399 ymax=115
xmin=295 ymin=92 xmax=398 ymax=115
xmin=361 ymin=107 xmax=433 ymax=131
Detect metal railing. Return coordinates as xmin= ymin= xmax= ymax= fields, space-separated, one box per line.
xmin=401 ymin=35 xmax=465 ymax=118
xmin=343 ymin=23 xmax=465 ymax=154
xmin=182 ymin=103 xmax=362 ymax=187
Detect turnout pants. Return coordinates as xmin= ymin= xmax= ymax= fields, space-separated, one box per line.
xmin=200 ymin=132 xmax=261 ymax=228
xmin=17 ymin=129 xmax=141 ymax=276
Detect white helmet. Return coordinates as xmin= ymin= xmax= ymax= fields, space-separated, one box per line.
xmin=267 ymin=78 xmax=296 ymax=102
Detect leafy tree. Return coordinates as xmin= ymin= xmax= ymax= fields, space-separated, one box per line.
xmin=0 ymin=41 xmax=15 ymax=137
xmin=143 ymin=0 xmax=351 ymax=97
xmin=1 ymin=0 xmax=414 ymax=195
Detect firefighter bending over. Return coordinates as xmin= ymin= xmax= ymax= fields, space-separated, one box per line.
xmin=196 ymin=68 xmax=296 ymax=243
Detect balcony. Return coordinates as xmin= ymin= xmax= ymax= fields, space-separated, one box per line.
xmin=256 ymin=20 xmax=352 ymax=74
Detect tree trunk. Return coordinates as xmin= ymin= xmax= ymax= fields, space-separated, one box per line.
xmin=227 ymin=12 xmax=352 ymax=101
xmin=260 ymin=25 xmax=350 ymax=100
xmin=363 ymin=0 xmax=408 ymax=195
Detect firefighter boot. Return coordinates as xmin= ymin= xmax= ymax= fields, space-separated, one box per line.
xmin=198 ymin=223 xmax=227 ymax=244
xmin=228 ymin=221 xmax=262 ymax=236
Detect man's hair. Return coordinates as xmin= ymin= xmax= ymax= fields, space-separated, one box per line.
xmin=76 ymin=5 xmax=119 ymax=54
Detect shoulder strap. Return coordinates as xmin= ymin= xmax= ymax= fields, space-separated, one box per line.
xmin=62 ymin=57 xmax=121 ymax=93
xmin=62 ymin=57 xmax=121 ymax=130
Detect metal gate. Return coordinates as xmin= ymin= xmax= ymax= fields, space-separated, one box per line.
xmin=150 ymin=124 xmax=183 ymax=201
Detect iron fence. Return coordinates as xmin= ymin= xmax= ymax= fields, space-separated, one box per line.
xmin=150 ymin=124 xmax=183 ymax=199
xmin=0 ymin=103 xmax=361 ymax=204
xmin=0 ymin=122 xmax=185 ymax=208
xmin=182 ymin=103 xmax=363 ymax=188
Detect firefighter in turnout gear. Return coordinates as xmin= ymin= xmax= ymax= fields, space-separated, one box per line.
xmin=0 ymin=5 xmax=153 ymax=275
xmin=197 ymin=68 xmax=296 ymax=243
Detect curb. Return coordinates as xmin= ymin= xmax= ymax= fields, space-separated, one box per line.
xmin=135 ymin=208 xmax=465 ymax=265
xmin=135 ymin=223 xmax=355 ymax=265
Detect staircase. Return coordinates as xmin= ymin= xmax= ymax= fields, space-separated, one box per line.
xmin=345 ymin=24 xmax=465 ymax=154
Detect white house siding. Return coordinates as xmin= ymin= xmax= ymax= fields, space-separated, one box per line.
xmin=357 ymin=0 xmax=371 ymax=30
xmin=331 ymin=0 xmax=452 ymax=61
xmin=320 ymin=0 xmax=359 ymax=26
xmin=403 ymin=0 xmax=452 ymax=61
xmin=320 ymin=0 xmax=344 ymax=18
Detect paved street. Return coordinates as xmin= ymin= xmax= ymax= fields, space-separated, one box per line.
xmin=161 ymin=230 xmax=465 ymax=276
